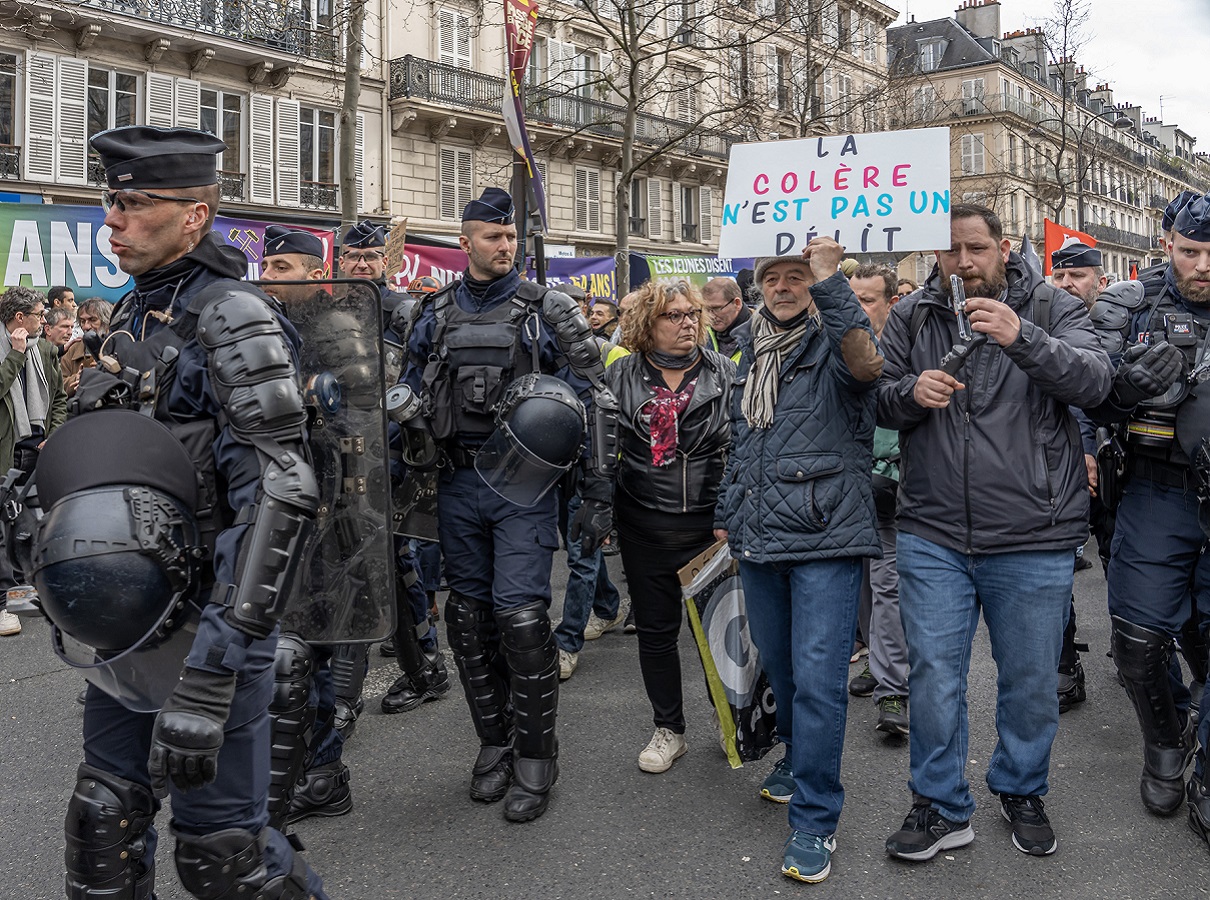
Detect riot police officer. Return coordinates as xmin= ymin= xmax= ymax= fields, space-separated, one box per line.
xmin=400 ymin=187 xmax=617 ymax=822
xmin=1090 ymin=192 xmax=1210 ymax=837
xmin=340 ymin=220 xmax=410 ymax=334
xmin=41 ymin=127 xmax=327 ymax=897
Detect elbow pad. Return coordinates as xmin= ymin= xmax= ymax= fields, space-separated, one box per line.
xmin=217 ymin=450 xmax=319 ymax=640
xmin=542 ymin=290 xmax=607 ymax=387
xmin=588 ymin=385 xmax=619 ymax=480
xmin=196 ymin=285 xmax=307 ymax=444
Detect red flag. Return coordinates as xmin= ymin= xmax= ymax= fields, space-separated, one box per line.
xmin=1043 ymin=218 xmax=1097 ymax=276
xmin=1129 ymin=261 xmax=1139 ymax=280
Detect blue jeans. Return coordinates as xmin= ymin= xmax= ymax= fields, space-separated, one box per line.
xmin=554 ymin=493 xmax=621 ymax=654
xmin=897 ymin=532 xmax=1070 ymax=822
xmin=738 ymin=557 xmax=862 ymax=836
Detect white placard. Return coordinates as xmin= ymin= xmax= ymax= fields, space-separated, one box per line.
xmin=717 ymin=127 xmax=952 ymax=258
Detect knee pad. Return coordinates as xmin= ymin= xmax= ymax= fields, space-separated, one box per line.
xmin=174 ymin=827 xmax=310 ymax=900
xmin=1112 ymin=615 xmax=1172 ymax=683
xmin=497 ymin=601 xmax=556 ymax=676
xmin=65 ymin=763 xmax=157 ymax=899
xmin=445 ymin=591 xmax=497 ymax=656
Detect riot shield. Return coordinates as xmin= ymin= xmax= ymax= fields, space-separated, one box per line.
xmin=258 ymin=278 xmax=395 ymax=644
xmin=393 ymin=468 xmax=439 ymax=541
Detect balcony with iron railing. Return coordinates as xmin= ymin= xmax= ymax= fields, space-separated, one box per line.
xmin=389 ymin=55 xmax=736 ymax=161
xmin=0 ymin=144 xmax=18 ymax=179
xmin=79 ymin=0 xmax=338 ymax=59
xmin=218 ymin=170 xmax=247 ymax=202
xmin=301 ymin=180 xmax=338 ymax=210
xmin=1084 ymin=222 xmax=1151 ymax=252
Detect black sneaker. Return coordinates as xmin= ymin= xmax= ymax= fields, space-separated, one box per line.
xmin=848 ymin=663 xmax=876 ymax=697
xmin=1000 ymin=794 xmax=1057 ymax=856
xmin=886 ymin=796 xmax=974 ymax=861
xmin=623 ymin=607 xmax=637 ymax=634
xmin=876 ymin=695 xmax=909 ymax=736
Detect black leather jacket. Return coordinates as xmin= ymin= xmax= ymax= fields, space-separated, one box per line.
xmin=606 ymin=348 xmax=735 ymax=514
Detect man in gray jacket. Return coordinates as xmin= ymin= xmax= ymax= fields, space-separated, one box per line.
xmin=877 ymin=204 xmax=1112 ymax=862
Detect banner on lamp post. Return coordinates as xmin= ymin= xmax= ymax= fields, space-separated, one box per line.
xmin=503 ymin=0 xmax=548 ymax=232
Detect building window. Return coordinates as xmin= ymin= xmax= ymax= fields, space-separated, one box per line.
xmin=918 ymin=40 xmax=944 ymax=72
xmin=1007 ymin=133 xmax=1018 ymax=175
xmin=439 ymin=146 xmax=473 ymax=220
xmin=87 ymin=68 xmax=136 ymax=141
xmin=960 ymin=133 xmax=985 ymax=175
xmin=575 ymin=166 xmax=601 ymax=232
xmin=299 ymin=106 xmax=336 ymax=208
xmin=835 ymin=72 xmax=853 ymax=131
xmin=629 ymin=178 xmax=647 ymax=237
xmin=680 ymin=184 xmax=697 ymax=242
xmin=912 ymin=84 xmax=936 ymax=121
xmin=863 ymin=20 xmax=878 ymax=63
xmin=201 ymin=89 xmax=244 ymax=175
xmin=0 ymin=52 xmax=14 ymax=147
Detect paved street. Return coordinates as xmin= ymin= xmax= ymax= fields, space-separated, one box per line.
xmin=3 ymin=552 xmax=1208 ymax=900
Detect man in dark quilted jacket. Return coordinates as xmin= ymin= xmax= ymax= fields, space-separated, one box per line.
xmin=715 ymin=235 xmax=883 ymax=884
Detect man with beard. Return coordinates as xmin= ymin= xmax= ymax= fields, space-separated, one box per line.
xmin=878 ymin=204 xmax=1112 ymax=862
xmin=1086 ymin=192 xmax=1210 ymax=838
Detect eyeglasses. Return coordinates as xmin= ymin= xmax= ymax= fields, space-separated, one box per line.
xmin=342 ymin=251 xmax=384 ymax=263
xmin=101 ymin=189 xmax=200 ymax=214
xmin=704 ymin=301 xmax=737 ymax=315
xmin=659 ymin=309 xmax=701 ymax=326
xmin=20 ymin=309 xmax=46 ymax=321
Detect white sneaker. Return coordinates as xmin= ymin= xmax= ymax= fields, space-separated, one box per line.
xmin=638 ymin=727 xmax=687 ymax=773
xmin=0 ymin=609 xmax=21 ymax=636
xmin=584 ymin=601 xmax=629 ymax=641
xmin=558 ymin=649 xmax=579 ymax=681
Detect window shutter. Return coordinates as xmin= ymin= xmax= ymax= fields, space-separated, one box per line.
xmin=23 ymin=51 xmax=56 ymax=182
xmin=249 ymin=93 xmax=275 ymax=204
xmin=575 ymin=167 xmax=587 ymax=231
xmin=548 ymin=40 xmax=576 ymax=89
xmin=56 ymin=56 xmax=89 ymax=185
xmin=671 ymin=180 xmax=682 ymax=242
xmin=456 ymin=148 xmax=472 ymax=213
xmin=667 ymin=0 xmax=683 ymax=39
xmin=146 ymin=73 xmax=176 ymax=127
xmin=647 ymin=177 xmax=662 ymax=239
xmin=354 ymin=112 xmax=365 ymax=213
xmin=766 ymin=45 xmax=778 ymax=109
xmin=439 ymin=147 xmax=457 ymax=219
xmin=588 ymin=168 xmax=600 ymax=232
xmin=456 ymin=11 xmax=472 ymax=67
xmin=756 ymin=0 xmax=774 ymax=15
xmin=275 ymin=98 xmax=301 ymax=207
xmin=174 ymin=77 xmax=202 ymax=129
xmin=700 ymin=186 xmax=713 ymax=243
xmin=437 ymin=9 xmax=456 ymax=65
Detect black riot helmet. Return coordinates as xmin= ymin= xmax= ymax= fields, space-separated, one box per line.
xmin=32 ymin=409 xmax=204 ymax=654
xmin=475 ymin=374 xmax=587 ymax=507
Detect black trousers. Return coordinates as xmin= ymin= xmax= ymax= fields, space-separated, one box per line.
xmin=617 ymin=508 xmax=714 ymax=734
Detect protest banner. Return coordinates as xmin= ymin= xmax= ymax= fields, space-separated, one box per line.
xmin=717 ymin=127 xmax=952 ymax=258
xmin=525 ymin=256 xmax=616 ymax=301
xmin=394 ymin=243 xmax=469 ymax=287
xmin=0 ymin=203 xmax=334 ymax=301
xmin=632 ymin=253 xmax=755 ymax=290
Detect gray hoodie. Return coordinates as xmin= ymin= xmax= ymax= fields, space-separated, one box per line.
xmin=876 ymin=253 xmax=1113 ymax=555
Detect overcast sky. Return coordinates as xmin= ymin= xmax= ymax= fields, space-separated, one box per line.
xmin=892 ymin=0 xmax=1210 ymax=151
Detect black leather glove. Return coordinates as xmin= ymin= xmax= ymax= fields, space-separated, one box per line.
xmin=570 ymin=495 xmax=613 ymax=557
xmin=1112 ymin=340 xmax=1184 ymax=408
xmin=148 ymin=667 xmax=237 ymax=798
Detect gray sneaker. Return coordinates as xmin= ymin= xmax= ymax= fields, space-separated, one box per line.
xmin=584 ymin=600 xmax=629 ymax=641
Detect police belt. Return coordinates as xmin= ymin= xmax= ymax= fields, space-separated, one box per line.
xmin=447 ymin=445 xmax=479 ymax=468
xmin=1129 ymin=457 xmax=1193 ymax=491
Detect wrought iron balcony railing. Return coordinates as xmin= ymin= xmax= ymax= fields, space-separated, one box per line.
xmin=218 ymin=170 xmax=246 ymax=202
xmin=0 ymin=144 xmax=18 ymax=180
xmin=389 ymin=55 xmax=735 ymax=161
xmin=1083 ymin=222 xmax=1151 ymax=252
xmin=300 ymin=180 xmax=338 ymax=210
xmin=81 ymin=0 xmax=338 ymax=59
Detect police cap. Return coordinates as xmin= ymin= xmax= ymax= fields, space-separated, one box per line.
xmin=1173 ymin=193 xmax=1210 ymax=243
xmin=89 ymin=126 xmax=225 ymax=190
xmin=1051 ymin=236 xmax=1102 ymax=270
xmin=1163 ymin=190 xmax=1199 ymax=233
xmin=463 ymin=187 xmax=515 ymax=225
xmin=263 ymin=225 xmax=325 ymax=260
xmin=343 ymin=220 xmax=386 ymax=249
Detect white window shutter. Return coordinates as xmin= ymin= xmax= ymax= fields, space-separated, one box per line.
xmin=647 ymin=177 xmax=662 ymax=239
xmin=439 ymin=147 xmax=457 ymax=219
xmin=667 ymin=0 xmax=683 ymax=39
xmin=56 ymin=56 xmax=89 ymax=185
xmin=23 ymin=51 xmax=56 ymax=182
xmin=249 ymin=93 xmax=275 ymax=204
xmin=145 ymin=73 xmax=175 ymax=127
xmin=548 ymin=40 xmax=575 ymax=88
xmin=575 ymin=167 xmax=587 ymax=231
xmin=437 ymin=9 xmax=456 ymax=65
xmin=354 ymin=113 xmax=365 ymax=213
xmin=700 ymin=186 xmax=713 ymax=243
xmin=766 ymin=46 xmax=778 ymax=109
xmin=671 ymin=180 xmax=682 ymax=242
xmin=456 ymin=148 xmax=473 ymax=214
xmin=588 ymin=169 xmax=600 ymax=232
xmin=174 ymin=77 xmax=202 ymax=129
xmin=456 ymin=12 xmax=472 ymax=67
xmin=275 ymin=98 xmax=301 ymax=207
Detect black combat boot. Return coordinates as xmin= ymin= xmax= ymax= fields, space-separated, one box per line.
xmin=1058 ymin=599 xmax=1087 ymax=714
xmin=382 ymin=649 xmax=451 ymax=714
xmin=1113 ymin=616 xmax=1194 ymax=815
xmin=446 ymin=591 xmax=514 ymax=802
xmin=285 ymin=761 xmax=353 ymax=824
xmin=329 ymin=643 xmax=369 ymax=740
xmin=1188 ymin=754 xmax=1210 ymax=848
xmin=497 ymin=601 xmax=559 ymax=823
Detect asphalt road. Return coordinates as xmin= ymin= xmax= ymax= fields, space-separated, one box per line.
xmin=3 ymin=551 xmax=1208 ymax=900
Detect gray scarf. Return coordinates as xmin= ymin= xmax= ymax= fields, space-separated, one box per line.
xmin=741 ymin=311 xmax=812 ymax=430
xmin=0 ymin=328 xmax=49 ymax=441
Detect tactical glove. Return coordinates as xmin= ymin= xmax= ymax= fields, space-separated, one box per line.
xmin=148 ymin=667 xmax=237 ymax=798
xmin=569 ymin=482 xmax=613 ymax=557
xmin=1112 ymin=340 xmax=1184 ymax=409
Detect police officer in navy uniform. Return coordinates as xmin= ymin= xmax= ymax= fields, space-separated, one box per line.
xmin=340 ymin=220 xmax=410 ymax=331
xmin=47 ymin=127 xmax=327 ymax=897
xmin=400 ymin=187 xmax=618 ymax=822
xmin=1089 ymin=192 xmax=1210 ymax=835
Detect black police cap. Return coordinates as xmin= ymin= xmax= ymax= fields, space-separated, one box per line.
xmin=1163 ymin=191 xmax=1199 ymax=233
xmin=1173 ymin=193 xmax=1210 ymax=243
xmin=89 ymin=125 xmax=225 ymax=190
xmin=1051 ymin=237 xmax=1102 ymax=270
xmin=263 ymin=225 xmax=325 ymax=260
xmin=463 ymin=187 xmax=515 ymax=225
xmin=343 ymin=220 xmax=386 ymax=248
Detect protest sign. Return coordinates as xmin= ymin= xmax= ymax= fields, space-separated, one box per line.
xmin=717 ymin=127 xmax=952 ymax=258
xmin=526 ymin=256 xmax=616 ymax=302
xmin=640 ymin=254 xmax=754 ymax=289
xmin=394 ymin=244 xmax=469 ymax=287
